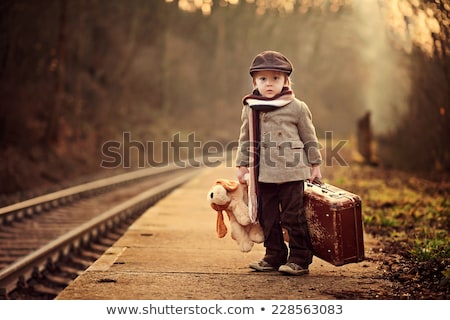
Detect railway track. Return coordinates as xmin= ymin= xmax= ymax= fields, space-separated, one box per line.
xmin=0 ymin=165 xmax=201 ymax=299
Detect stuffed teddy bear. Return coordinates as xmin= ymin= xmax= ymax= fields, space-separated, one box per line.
xmin=207 ymin=178 xmax=264 ymax=252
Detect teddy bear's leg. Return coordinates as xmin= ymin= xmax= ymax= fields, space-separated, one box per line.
xmin=238 ymin=239 xmax=254 ymax=253
xmin=230 ymin=221 xmax=254 ymax=253
xmin=248 ymin=223 xmax=264 ymax=243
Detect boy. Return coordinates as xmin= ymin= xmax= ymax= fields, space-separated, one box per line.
xmin=236 ymin=51 xmax=322 ymax=275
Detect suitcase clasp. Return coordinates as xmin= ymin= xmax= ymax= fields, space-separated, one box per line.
xmin=329 ymin=192 xmax=346 ymax=199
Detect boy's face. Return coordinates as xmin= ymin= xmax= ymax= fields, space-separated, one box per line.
xmin=253 ymin=70 xmax=287 ymax=98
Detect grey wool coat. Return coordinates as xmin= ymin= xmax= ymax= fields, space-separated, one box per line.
xmin=235 ymin=98 xmax=322 ymax=183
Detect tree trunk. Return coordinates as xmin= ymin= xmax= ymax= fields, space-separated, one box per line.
xmin=45 ymin=0 xmax=67 ymax=146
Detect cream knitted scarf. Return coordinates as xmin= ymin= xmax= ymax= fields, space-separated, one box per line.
xmin=242 ymin=87 xmax=295 ymax=111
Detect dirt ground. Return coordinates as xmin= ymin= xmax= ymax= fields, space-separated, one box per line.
xmin=314 ymin=235 xmax=449 ymax=300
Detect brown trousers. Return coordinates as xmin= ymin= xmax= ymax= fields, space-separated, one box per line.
xmin=258 ymin=180 xmax=313 ymax=268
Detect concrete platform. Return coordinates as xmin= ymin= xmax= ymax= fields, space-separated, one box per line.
xmin=56 ymin=165 xmax=390 ymax=300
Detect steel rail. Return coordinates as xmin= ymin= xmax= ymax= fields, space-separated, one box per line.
xmin=0 ymin=165 xmax=182 ymax=225
xmin=0 ymin=168 xmax=201 ymax=298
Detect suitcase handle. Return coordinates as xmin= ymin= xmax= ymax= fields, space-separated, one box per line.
xmin=306 ymin=179 xmax=348 ymax=199
xmin=306 ymin=178 xmax=330 ymax=194
xmin=306 ymin=177 xmax=324 ymax=186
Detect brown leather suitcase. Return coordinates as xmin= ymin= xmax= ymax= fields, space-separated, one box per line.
xmin=304 ymin=181 xmax=365 ymax=266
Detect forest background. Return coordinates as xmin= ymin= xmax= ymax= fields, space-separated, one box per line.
xmin=0 ymin=0 xmax=448 ymax=197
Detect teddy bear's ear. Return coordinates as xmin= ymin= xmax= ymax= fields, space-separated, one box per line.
xmin=216 ymin=211 xmax=227 ymax=238
xmin=215 ymin=179 xmax=239 ymax=192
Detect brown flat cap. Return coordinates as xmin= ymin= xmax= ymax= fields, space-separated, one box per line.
xmin=249 ymin=51 xmax=293 ymax=76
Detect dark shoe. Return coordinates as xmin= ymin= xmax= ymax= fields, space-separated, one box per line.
xmin=249 ymin=260 xmax=277 ymax=272
xmin=278 ymin=262 xmax=309 ymax=276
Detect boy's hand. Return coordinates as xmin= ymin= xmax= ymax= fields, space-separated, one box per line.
xmin=309 ymin=165 xmax=322 ymax=184
xmin=237 ymin=166 xmax=250 ymax=184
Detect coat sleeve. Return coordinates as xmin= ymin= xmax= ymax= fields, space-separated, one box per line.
xmin=235 ymin=105 xmax=250 ymax=167
xmin=297 ymin=101 xmax=322 ymax=166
